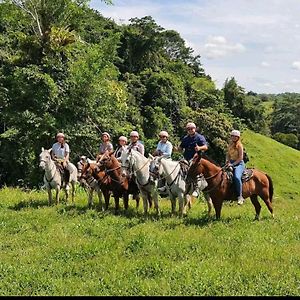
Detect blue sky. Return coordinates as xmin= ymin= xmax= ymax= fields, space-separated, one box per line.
xmin=90 ymin=0 xmax=300 ymax=93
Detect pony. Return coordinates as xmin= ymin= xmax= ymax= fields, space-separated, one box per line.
xmin=98 ymin=153 xmax=140 ymax=210
xmin=39 ymin=147 xmax=77 ymax=205
xmin=120 ymin=148 xmax=158 ymax=216
xmin=148 ymin=155 xmax=196 ymax=217
xmin=187 ymin=153 xmax=274 ymax=220
xmin=77 ymin=156 xmax=103 ymax=209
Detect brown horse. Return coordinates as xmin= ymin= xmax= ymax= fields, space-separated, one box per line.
xmin=80 ymin=160 xmax=111 ymax=211
xmin=98 ymin=153 xmax=140 ymax=210
xmin=187 ymin=154 xmax=274 ymax=220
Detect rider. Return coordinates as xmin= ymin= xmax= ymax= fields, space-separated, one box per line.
xmin=114 ymin=136 xmax=128 ymax=161
xmin=178 ymin=122 xmax=210 ymax=198
xmin=98 ymin=132 xmax=114 ymax=160
xmin=153 ymin=130 xmax=173 ymax=158
xmin=128 ymin=131 xmax=144 ymax=156
xmin=153 ymin=131 xmax=173 ymax=193
xmin=51 ymin=132 xmax=70 ymax=187
xmin=225 ymin=129 xmax=245 ymax=205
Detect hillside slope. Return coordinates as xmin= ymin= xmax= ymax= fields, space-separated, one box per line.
xmin=242 ymin=130 xmax=300 ymax=199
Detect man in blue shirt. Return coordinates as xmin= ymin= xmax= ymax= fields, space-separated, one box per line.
xmin=179 ymin=122 xmax=208 ymax=161
xmin=179 ymin=122 xmax=210 ymax=199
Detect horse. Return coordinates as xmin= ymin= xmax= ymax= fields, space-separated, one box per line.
xmin=187 ymin=153 xmax=274 ymax=220
xmin=149 ymin=155 xmax=212 ymax=217
xmin=98 ymin=153 xmax=140 ymax=210
xmin=148 ymin=155 xmax=192 ymax=217
xmin=39 ymin=147 xmax=77 ymax=205
xmin=77 ymin=156 xmax=104 ymax=209
xmin=80 ymin=160 xmax=109 ymax=211
xmin=120 ymin=149 xmax=158 ymax=216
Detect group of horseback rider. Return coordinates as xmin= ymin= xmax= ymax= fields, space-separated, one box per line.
xmin=51 ymin=122 xmax=246 ymax=205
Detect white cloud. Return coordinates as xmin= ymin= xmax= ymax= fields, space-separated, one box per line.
xmin=261 ymin=61 xmax=270 ymax=67
xmin=292 ymin=61 xmax=300 ymax=70
xmin=203 ymin=36 xmax=246 ymax=59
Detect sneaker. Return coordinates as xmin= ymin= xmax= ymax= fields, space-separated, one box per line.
xmin=237 ymin=196 xmax=244 ymax=205
xmin=192 ymin=191 xmax=199 ymax=197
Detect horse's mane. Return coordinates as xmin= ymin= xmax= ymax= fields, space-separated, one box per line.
xmin=201 ymin=154 xmax=220 ymax=167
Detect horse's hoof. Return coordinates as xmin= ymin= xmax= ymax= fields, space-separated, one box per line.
xmin=272 ymin=213 xmax=275 ymax=219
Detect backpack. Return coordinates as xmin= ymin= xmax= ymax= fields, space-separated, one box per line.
xmin=243 ymin=148 xmax=249 ymax=163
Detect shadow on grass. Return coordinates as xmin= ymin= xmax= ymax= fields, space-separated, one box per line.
xmin=8 ymin=198 xmax=50 ymax=210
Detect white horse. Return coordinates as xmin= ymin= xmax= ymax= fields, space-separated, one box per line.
xmin=77 ymin=156 xmax=104 ymax=210
xmin=120 ymin=149 xmax=160 ymax=216
xmin=149 ymin=155 xmax=213 ymax=217
xmin=39 ymin=147 xmax=77 ymax=205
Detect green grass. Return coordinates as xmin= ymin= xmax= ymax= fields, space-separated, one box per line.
xmin=1 ymin=130 xmax=300 ymax=296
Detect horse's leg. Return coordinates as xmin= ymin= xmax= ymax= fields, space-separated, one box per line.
xmin=123 ymin=192 xmax=129 ymax=210
xmin=71 ymin=181 xmax=75 ymax=203
xmin=212 ymin=197 xmax=223 ymax=220
xmin=88 ymin=188 xmax=93 ymax=208
xmin=139 ymin=190 xmax=149 ymax=216
xmin=170 ymin=194 xmax=176 ymax=216
xmin=104 ymin=190 xmax=110 ymax=211
xmin=183 ymin=194 xmax=191 ymax=215
xmin=250 ymin=195 xmax=261 ymax=220
xmin=178 ymin=193 xmax=184 ymax=218
xmin=97 ymin=189 xmax=104 ymax=211
xmin=261 ymin=189 xmax=274 ymax=218
xmin=134 ymin=193 xmax=140 ymax=210
xmin=153 ymin=190 xmax=160 ymax=217
xmin=55 ymin=185 xmax=60 ymax=205
xmin=65 ymin=184 xmax=70 ymax=204
xmin=114 ymin=195 xmax=120 ymax=215
xmin=204 ymin=193 xmax=213 ymax=217
xmin=47 ymin=187 xmax=52 ymax=205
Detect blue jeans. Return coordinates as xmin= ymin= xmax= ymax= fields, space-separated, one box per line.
xmin=230 ymin=160 xmax=245 ymax=197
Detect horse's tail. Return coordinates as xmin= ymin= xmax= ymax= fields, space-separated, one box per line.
xmin=266 ymin=174 xmax=274 ymax=202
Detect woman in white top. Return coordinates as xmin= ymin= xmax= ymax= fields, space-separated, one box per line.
xmin=114 ymin=136 xmax=128 ymax=160
xmin=154 ymin=131 xmax=173 ymax=158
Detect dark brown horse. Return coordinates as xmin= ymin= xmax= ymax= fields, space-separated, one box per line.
xmin=98 ymin=153 xmax=140 ymax=210
xmin=187 ymin=154 xmax=274 ymax=220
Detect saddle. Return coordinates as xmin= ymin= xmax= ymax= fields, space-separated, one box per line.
xmin=225 ymin=168 xmax=254 ymax=184
xmin=179 ymin=159 xmax=190 ymax=180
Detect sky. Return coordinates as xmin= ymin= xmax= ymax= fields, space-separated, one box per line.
xmin=90 ymin=0 xmax=300 ymax=94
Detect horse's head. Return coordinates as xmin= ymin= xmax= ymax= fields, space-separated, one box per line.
xmin=39 ymin=147 xmax=52 ymax=170
xmin=186 ymin=152 xmax=204 ymax=184
xmin=120 ymin=148 xmax=133 ymax=178
xmin=149 ymin=154 xmax=163 ymax=179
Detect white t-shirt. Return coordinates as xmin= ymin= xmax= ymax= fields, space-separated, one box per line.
xmin=52 ymin=142 xmax=70 ymax=159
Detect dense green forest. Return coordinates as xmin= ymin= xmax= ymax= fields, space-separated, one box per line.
xmin=0 ymin=0 xmax=299 ymax=187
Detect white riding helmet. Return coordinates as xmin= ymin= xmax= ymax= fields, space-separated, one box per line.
xmin=186 ymin=122 xmax=196 ymax=129
xmin=231 ymin=130 xmax=241 ymax=137
xmin=159 ymin=131 xmax=169 ymax=138
xmin=102 ymin=132 xmax=110 ymax=140
xmin=56 ymin=132 xmax=65 ymax=138
xmin=130 ymin=131 xmax=139 ymax=138
xmin=119 ymin=135 xmax=128 ymax=142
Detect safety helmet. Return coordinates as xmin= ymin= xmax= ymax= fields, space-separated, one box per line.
xmin=119 ymin=136 xmax=128 ymax=142
xmin=186 ymin=122 xmax=196 ymax=129
xmin=159 ymin=131 xmax=169 ymax=138
xmin=56 ymin=132 xmax=65 ymax=138
xmin=231 ymin=130 xmax=241 ymax=137
xmin=102 ymin=132 xmax=110 ymax=140
xmin=130 ymin=131 xmax=139 ymax=138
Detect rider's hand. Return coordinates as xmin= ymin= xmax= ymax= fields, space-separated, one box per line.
xmin=194 ymin=145 xmax=202 ymax=152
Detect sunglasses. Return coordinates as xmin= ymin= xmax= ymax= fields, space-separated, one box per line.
xmin=160 ymin=136 xmax=167 ymax=138
xmin=187 ymin=128 xmax=195 ymax=130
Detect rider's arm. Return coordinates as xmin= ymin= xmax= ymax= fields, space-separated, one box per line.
xmin=194 ymin=135 xmax=208 ymax=152
xmin=139 ymin=143 xmax=145 ymax=156
xmin=64 ymin=143 xmax=70 ymax=162
xmin=163 ymin=142 xmax=173 ymax=157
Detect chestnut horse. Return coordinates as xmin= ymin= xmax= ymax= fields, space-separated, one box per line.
xmin=187 ymin=154 xmax=274 ymax=220
xmin=98 ymin=153 xmax=140 ymax=210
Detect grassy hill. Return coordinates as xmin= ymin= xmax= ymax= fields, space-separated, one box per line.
xmin=0 ymin=130 xmax=300 ymax=296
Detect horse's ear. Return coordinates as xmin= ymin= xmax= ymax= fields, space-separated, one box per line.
xmin=41 ymin=147 xmax=44 ymax=152
xmin=148 ymin=154 xmax=153 ymax=160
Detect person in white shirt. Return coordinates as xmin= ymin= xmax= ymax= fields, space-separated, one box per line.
xmin=51 ymin=132 xmax=70 ymax=186
xmin=153 ymin=131 xmax=173 ymax=158
xmin=114 ymin=136 xmax=128 ymax=161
